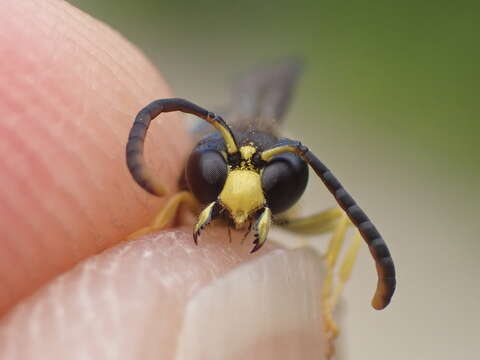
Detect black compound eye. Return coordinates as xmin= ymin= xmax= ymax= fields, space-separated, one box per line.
xmin=261 ymin=153 xmax=309 ymax=214
xmin=186 ymin=149 xmax=228 ymax=204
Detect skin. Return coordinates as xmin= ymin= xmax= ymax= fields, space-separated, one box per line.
xmin=0 ymin=0 xmax=190 ymax=315
xmin=0 ymin=1 xmax=326 ymax=358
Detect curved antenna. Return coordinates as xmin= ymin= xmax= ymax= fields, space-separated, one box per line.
xmin=126 ymin=98 xmax=239 ymax=196
xmin=261 ymin=141 xmax=396 ymax=310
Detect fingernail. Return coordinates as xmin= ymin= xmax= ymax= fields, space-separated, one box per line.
xmin=176 ymin=248 xmax=326 ymax=360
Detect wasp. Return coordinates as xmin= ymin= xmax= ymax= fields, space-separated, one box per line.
xmin=126 ymin=60 xmax=396 ymax=355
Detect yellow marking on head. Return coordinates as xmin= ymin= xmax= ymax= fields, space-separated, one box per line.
xmin=240 ymin=145 xmax=256 ymax=160
xmin=238 ymin=145 xmax=257 ymax=171
xmin=218 ymin=170 xmax=265 ymax=227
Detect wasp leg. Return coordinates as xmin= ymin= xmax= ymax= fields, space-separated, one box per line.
xmin=280 ymin=209 xmax=360 ymax=359
xmin=331 ymin=231 xmax=362 ymax=308
xmin=276 ymin=207 xmax=343 ymax=236
xmin=323 ymin=214 xmax=362 ymax=359
xmin=275 ymin=207 xmax=343 ymax=248
xmin=321 ymin=213 xmax=349 ymax=358
xmin=128 ymin=191 xmax=200 ymax=240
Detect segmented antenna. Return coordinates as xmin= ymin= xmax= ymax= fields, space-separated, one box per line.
xmin=126 ymin=98 xmax=238 ymax=196
xmin=261 ymin=141 xmax=396 ymax=309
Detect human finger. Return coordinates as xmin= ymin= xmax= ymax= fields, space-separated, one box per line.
xmin=0 ymin=0 xmax=190 ymax=315
xmin=0 ymin=228 xmax=327 ymax=359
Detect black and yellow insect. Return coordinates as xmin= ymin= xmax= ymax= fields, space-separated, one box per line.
xmin=126 ymin=61 xmax=396 ymax=317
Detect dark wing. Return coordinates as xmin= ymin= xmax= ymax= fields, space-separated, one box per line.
xmin=186 ymin=59 xmax=303 ymax=140
xmin=225 ymin=58 xmax=303 ymax=135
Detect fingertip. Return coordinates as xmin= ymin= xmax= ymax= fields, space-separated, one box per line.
xmin=0 ymin=229 xmax=327 ymax=359
xmin=0 ymin=0 xmax=191 ymax=314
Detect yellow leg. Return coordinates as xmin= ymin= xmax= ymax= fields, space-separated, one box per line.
xmin=325 ymin=213 xmax=349 ymax=268
xmin=322 ymin=216 xmax=362 ymax=359
xmin=281 ymin=208 xmax=361 ymax=359
xmin=128 ymin=191 xmax=200 ymax=240
xmin=276 ymin=207 xmax=343 ymax=248
xmin=277 ymin=207 xmax=343 ymax=236
xmin=331 ymin=231 xmax=362 ymax=308
xmin=322 ymin=213 xmax=349 ymax=359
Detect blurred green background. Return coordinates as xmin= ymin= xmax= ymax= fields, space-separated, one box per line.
xmin=67 ymin=0 xmax=479 ymax=359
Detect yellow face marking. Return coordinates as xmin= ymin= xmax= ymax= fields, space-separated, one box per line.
xmin=218 ymin=170 xmax=265 ymax=227
xmin=237 ymin=145 xmax=257 ymax=171
xmin=240 ymin=145 xmax=256 ymax=160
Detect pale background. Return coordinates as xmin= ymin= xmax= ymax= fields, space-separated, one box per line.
xmin=68 ymin=0 xmax=479 ymax=358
